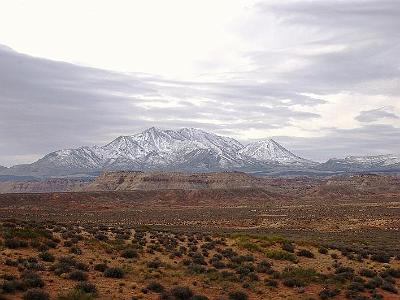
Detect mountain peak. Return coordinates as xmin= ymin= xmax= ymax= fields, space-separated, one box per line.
xmin=239 ymin=138 xmax=311 ymax=165
xmin=0 ymin=127 xmax=316 ymax=176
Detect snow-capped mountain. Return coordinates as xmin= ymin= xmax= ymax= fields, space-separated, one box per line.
xmin=0 ymin=127 xmax=315 ymax=177
xmin=316 ymin=154 xmax=400 ymax=172
xmin=238 ymin=139 xmax=315 ymax=166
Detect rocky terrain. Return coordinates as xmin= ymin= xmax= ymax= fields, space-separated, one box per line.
xmin=0 ymin=173 xmax=399 ymax=299
xmin=0 ymin=178 xmax=92 ymax=194
xmin=82 ymin=171 xmax=267 ymax=192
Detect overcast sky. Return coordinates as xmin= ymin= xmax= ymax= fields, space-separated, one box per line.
xmin=0 ymin=0 xmax=399 ymax=166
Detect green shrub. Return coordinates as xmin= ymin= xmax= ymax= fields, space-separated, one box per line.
xmin=228 ymin=291 xmax=248 ymax=300
xmin=69 ymin=270 xmax=88 ymax=281
xmin=170 ymin=286 xmax=193 ymax=300
xmin=319 ymin=288 xmax=340 ymax=299
xmin=57 ymin=290 xmax=95 ymax=300
xmin=318 ymin=246 xmax=328 ymax=254
xmin=75 ymin=281 xmax=97 ymax=294
xmin=192 ymin=295 xmax=209 ymax=300
xmin=4 ymin=238 xmax=29 ymax=249
xmin=146 ymin=281 xmax=164 ymax=293
xmin=381 ymin=281 xmax=398 ymax=294
xmin=39 ymin=251 xmax=55 ymax=262
xmin=104 ymin=267 xmax=124 ymax=278
xmin=297 ymin=249 xmax=315 ymax=258
xmin=265 ymin=249 xmax=297 ymax=262
xmin=282 ymin=242 xmax=295 ymax=253
xmin=359 ymin=268 xmax=376 ymax=278
xmin=371 ymin=252 xmax=390 ymax=263
xmin=121 ymin=248 xmax=138 ymax=259
xmin=21 ymin=271 xmax=45 ymax=288
xmin=23 ymin=289 xmax=49 ymax=300
xmin=94 ymin=263 xmax=107 ymax=272
xmin=265 ymin=279 xmax=278 ymax=287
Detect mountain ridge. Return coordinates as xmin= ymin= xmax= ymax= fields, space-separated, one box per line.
xmin=0 ymin=127 xmax=315 ymax=177
xmin=1 ymin=127 xmax=399 ymax=177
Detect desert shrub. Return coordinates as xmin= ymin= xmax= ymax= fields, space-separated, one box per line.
xmin=94 ymin=233 xmax=108 ymax=241
xmin=191 ymin=252 xmax=206 ymax=265
xmin=2 ymin=274 xmax=17 ymax=281
xmin=57 ymin=290 xmax=95 ymax=300
xmin=75 ymin=262 xmax=89 ymax=271
xmin=46 ymin=240 xmax=58 ymax=248
xmin=5 ymin=258 xmax=18 ymax=266
xmin=170 ymin=286 xmax=193 ymax=300
xmin=282 ymin=266 xmax=323 ymax=285
xmin=370 ymin=291 xmax=383 ymax=300
xmin=335 ymin=266 xmax=353 ymax=273
xmin=297 ymin=249 xmax=315 ymax=258
xmin=70 ymin=246 xmax=82 ymax=255
xmin=371 ymin=252 xmax=390 ymax=263
xmin=192 ymin=295 xmax=209 ymax=300
xmin=384 ymin=268 xmax=400 ymax=278
xmin=235 ymin=263 xmax=255 ymax=277
xmin=94 ymin=263 xmax=108 ymax=272
xmin=381 ymin=281 xmax=398 ymax=294
xmin=146 ymin=281 xmax=164 ymax=293
xmin=104 ymin=267 xmax=124 ymax=278
xmin=69 ymin=270 xmax=88 ymax=281
xmin=64 ymin=240 xmax=73 ymax=247
xmin=23 ymin=289 xmax=49 ymax=300
xmin=75 ymin=281 xmax=97 ymax=294
xmin=147 ymin=258 xmax=162 ymax=269
xmin=319 ymin=288 xmax=340 ymax=299
xmin=282 ymin=242 xmax=295 ymax=253
xmin=228 ymin=291 xmax=248 ymax=300
xmin=121 ymin=248 xmax=138 ymax=259
xmin=359 ymin=268 xmax=376 ymax=278
xmin=221 ymin=248 xmax=237 ymax=259
xmin=283 ymin=277 xmax=305 ymax=287
xmin=21 ymin=271 xmax=44 ymax=288
xmin=364 ymin=276 xmax=383 ymax=289
xmin=2 ymin=279 xmax=23 ymax=293
xmin=210 ymin=258 xmax=226 ymax=269
xmin=265 ymin=279 xmax=278 ymax=287
xmin=4 ymin=238 xmax=28 ymax=249
xmin=265 ymin=250 xmax=297 ymax=262
xmin=318 ymin=246 xmax=328 ymax=254
xmin=39 ymin=251 xmax=55 ymax=262
xmin=256 ymin=260 xmax=272 ymax=273
xmin=348 ymin=281 xmax=365 ymax=292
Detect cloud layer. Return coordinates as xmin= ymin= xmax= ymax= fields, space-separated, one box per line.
xmin=0 ymin=0 xmax=399 ymax=166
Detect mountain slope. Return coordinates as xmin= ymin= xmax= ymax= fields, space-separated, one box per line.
xmin=0 ymin=127 xmax=316 ymax=177
xmin=316 ymin=154 xmax=400 ymax=172
xmin=239 ymin=139 xmax=316 ymax=167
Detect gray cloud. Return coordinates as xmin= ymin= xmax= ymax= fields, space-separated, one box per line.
xmin=356 ymin=107 xmax=399 ymax=122
xmin=1 ymin=0 xmax=400 ymax=166
xmin=276 ymin=124 xmax=400 ymax=162
xmin=250 ymin=0 xmax=400 ymax=96
xmin=0 ymin=46 xmax=320 ymax=166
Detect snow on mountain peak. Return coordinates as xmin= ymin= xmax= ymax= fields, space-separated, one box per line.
xmin=238 ymin=138 xmax=308 ymax=164
xmin=1 ymin=127 xmax=317 ymax=176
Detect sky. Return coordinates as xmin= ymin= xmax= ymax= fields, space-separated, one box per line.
xmin=0 ymin=0 xmax=399 ymax=166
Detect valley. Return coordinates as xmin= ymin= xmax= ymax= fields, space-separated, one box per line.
xmin=0 ymin=172 xmax=399 ymax=299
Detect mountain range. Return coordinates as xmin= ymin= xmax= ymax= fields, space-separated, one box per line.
xmin=1 ymin=127 xmax=399 ymax=177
